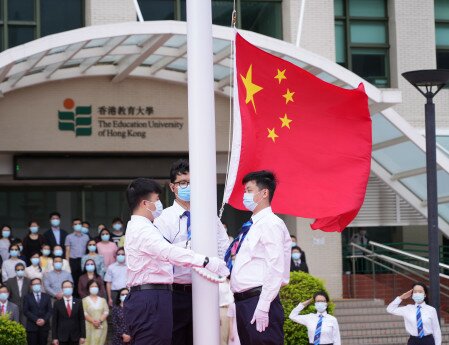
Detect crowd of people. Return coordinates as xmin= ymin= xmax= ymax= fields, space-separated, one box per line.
xmin=0 ymin=213 xmax=130 ymax=345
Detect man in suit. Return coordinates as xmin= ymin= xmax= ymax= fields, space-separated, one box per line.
xmin=23 ymin=278 xmax=52 ymax=345
xmin=290 ymin=246 xmax=309 ymax=273
xmin=43 ymin=212 xmax=68 ymax=255
xmin=5 ymin=262 xmax=30 ymax=324
xmin=0 ymin=284 xmax=20 ymax=322
xmin=52 ymin=280 xmax=86 ymax=345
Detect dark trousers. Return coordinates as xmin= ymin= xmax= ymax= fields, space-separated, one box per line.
xmin=236 ymin=294 xmax=284 ymax=345
xmin=69 ymin=258 xmax=82 ymax=297
xmin=408 ymin=335 xmax=435 ymax=345
xmin=26 ymin=329 xmax=49 ymax=345
xmin=124 ymin=289 xmax=173 ymax=345
xmin=59 ymin=342 xmax=78 ymax=345
xmin=172 ymin=290 xmax=193 ymax=345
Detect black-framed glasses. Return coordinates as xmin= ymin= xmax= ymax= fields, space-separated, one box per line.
xmin=173 ymin=181 xmax=190 ymax=189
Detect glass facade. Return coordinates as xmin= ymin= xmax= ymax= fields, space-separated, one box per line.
xmin=435 ymin=0 xmax=449 ymax=69
xmin=138 ymin=0 xmax=283 ymax=39
xmin=334 ymin=0 xmax=389 ymax=87
xmin=0 ymin=0 xmax=84 ymax=51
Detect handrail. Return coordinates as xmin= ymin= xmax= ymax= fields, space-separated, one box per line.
xmin=369 ymin=241 xmax=449 ymax=270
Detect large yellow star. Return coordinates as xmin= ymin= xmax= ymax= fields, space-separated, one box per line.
xmin=274 ymin=69 xmax=287 ymax=84
xmin=283 ymin=89 xmax=295 ymax=104
xmin=267 ymin=128 xmax=279 ymax=142
xmin=279 ymin=114 xmax=292 ymax=129
xmin=240 ymin=65 xmax=263 ymax=113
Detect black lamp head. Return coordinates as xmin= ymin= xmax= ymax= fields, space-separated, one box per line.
xmin=402 ymin=69 xmax=449 ymax=98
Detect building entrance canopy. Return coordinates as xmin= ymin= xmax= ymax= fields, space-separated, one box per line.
xmin=0 ymin=21 xmax=448 ymax=233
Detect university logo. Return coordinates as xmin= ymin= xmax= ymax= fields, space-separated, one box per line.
xmin=58 ymin=98 xmax=92 ymax=136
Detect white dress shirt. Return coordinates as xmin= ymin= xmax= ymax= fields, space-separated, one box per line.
xmin=154 ymin=201 xmax=229 ymax=284
xmin=230 ymin=207 xmax=292 ymax=312
xmin=16 ymin=277 xmax=24 ymax=297
xmin=125 ymin=215 xmax=206 ymax=287
xmin=387 ymin=297 xmax=441 ymax=345
xmin=289 ymin=303 xmax=341 ymax=345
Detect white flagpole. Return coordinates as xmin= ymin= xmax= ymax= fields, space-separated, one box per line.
xmin=132 ymin=0 xmax=144 ymax=22
xmin=186 ymin=1 xmax=220 ymax=345
xmin=295 ymin=0 xmax=306 ymax=47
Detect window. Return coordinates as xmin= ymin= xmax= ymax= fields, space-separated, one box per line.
xmin=138 ymin=0 xmax=282 ymax=39
xmin=334 ymin=0 xmax=389 ymax=87
xmin=0 ymin=0 xmax=84 ymax=51
xmin=435 ymin=0 xmax=449 ymax=69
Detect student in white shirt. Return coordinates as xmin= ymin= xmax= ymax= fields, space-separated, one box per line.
xmin=289 ymin=291 xmax=341 ymax=345
xmin=226 ymin=170 xmax=292 ymax=345
xmin=387 ymin=282 xmax=441 ymax=345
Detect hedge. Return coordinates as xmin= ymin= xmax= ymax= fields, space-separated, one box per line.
xmin=0 ymin=314 xmax=27 ymax=345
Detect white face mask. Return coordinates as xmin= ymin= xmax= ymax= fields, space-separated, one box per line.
xmin=146 ymin=200 xmax=163 ymax=219
xmin=315 ymin=302 xmax=327 ymax=313
xmin=243 ymin=191 xmax=261 ymax=212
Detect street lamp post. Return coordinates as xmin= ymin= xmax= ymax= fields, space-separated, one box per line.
xmin=402 ymin=69 xmax=449 ymax=319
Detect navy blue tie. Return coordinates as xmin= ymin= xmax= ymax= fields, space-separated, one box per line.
xmin=182 ymin=211 xmax=191 ymax=241
xmin=224 ymin=219 xmax=253 ymax=272
xmin=417 ymin=305 xmax=424 ymax=338
xmin=313 ymin=315 xmax=323 ymax=345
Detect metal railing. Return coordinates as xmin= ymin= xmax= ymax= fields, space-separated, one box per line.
xmin=345 ymin=242 xmax=449 ymax=303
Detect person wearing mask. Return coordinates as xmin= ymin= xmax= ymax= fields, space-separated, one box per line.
xmin=96 ymin=229 xmax=117 ymax=271
xmin=65 ymin=218 xmax=90 ymax=296
xmin=94 ymin=224 xmax=106 ymax=242
xmin=290 ymin=246 xmax=309 ymax=273
xmin=40 ymin=244 xmax=53 ymax=273
xmin=2 ymin=243 xmax=26 ymax=282
xmin=124 ymin=177 xmax=229 ymax=345
xmin=52 ymin=280 xmax=86 ymax=345
xmin=226 ymin=171 xmax=291 ymax=345
xmin=290 ymin=235 xmax=297 ymax=248
xmin=0 ymin=284 xmax=20 ymax=322
xmin=26 ymin=252 xmax=44 ymax=283
xmin=5 ymin=262 xmax=30 ymax=324
xmin=81 ymin=240 xmax=105 ymax=278
xmin=13 ymin=239 xmax=28 ymax=263
xmin=43 ymin=257 xmax=73 ymax=301
xmin=77 ymin=259 xmax=106 ymax=299
xmin=43 ymin=212 xmax=68 ymax=255
xmin=23 ymin=278 xmax=53 ymax=345
xmin=111 ymin=218 xmax=125 ymax=246
xmin=154 ymin=159 xmax=230 ymax=345
xmin=81 ymin=221 xmax=91 ymax=239
xmin=83 ymin=279 xmax=109 ymax=345
xmin=104 ymin=247 xmax=127 ymax=307
xmin=52 ymin=245 xmax=72 ymax=273
xmin=289 ymin=291 xmax=341 ymax=345
xmin=22 ymin=221 xmax=45 ymax=265
xmin=111 ymin=288 xmax=131 ymax=345
xmin=0 ymin=225 xmax=13 ymax=262
xmin=387 ymin=283 xmax=441 ymax=345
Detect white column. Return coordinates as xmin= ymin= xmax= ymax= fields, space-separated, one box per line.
xmin=186 ymin=1 xmax=220 ymax=345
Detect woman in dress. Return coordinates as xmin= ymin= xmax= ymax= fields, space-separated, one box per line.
xmin=22 ymin=221 xmax=45 ymax=264
xmin=78 ymin=259 xmax=106 ymax=298
xmin=0 ymin=225 xmax=13 ymax=261
xmin=81 ymin=240 xmax=105 ymax=278
xmin=111 ymin=288 xmax=131 ymax=345
xmin=96 ymin=229 xmax=117 ymax=270
xmin=82 ymin=279 xmax=109 ymax=345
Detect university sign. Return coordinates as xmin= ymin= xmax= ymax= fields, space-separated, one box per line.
xmin=58 ymin=98 xmax=184 ymax=139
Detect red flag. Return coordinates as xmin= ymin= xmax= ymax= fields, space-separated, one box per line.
xmin=225 ymin=33 xmax=372 ymax=232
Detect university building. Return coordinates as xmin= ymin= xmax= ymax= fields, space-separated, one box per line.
xmin=0 ymin=0 xmax=449 ymax=298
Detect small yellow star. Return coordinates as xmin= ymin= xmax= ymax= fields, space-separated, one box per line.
xmin=274 ymin=69 xmax=287 ymax=84
xmin=267 ymin=128 xmax=279 ymax=142
xmin=279 ymin=114 xmax=293 ymax=129
xmin=240 ymin=65 xmax=263 ymax=113
xmin=283 ymin=89 xmax=295 ymax=104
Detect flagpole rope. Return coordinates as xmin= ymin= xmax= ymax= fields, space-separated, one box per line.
xmin=219 ymin=2 xmax=237 ymax=220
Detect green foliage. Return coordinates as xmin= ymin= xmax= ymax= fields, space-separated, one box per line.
xmin=280 ymin=271 xmax=335 ymax=345
xmin=0 ymin=314 xmax=27 ymax=345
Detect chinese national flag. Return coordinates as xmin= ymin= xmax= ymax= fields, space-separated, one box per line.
xmin=226 ymin=34 xmax=372 ymax=232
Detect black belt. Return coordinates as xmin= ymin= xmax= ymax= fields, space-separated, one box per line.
xmin=130 ymin=284 xmax=172 ymax=292
xmin=234 ymin=286 xmax=262 ymax=302
xmin=409 ymin=335 xmax=433 ymax=339
xmin=173 ymin=284 xmax=192 ymax=292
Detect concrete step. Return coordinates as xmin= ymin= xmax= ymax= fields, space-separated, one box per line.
xmin=334 ymin=306 xmax=388 ymax=316
xmin=337 ymin=313 xmax=399 ymax=324
xmin=339 ymin=321 xmax=405 ymax=331
xmin=333 ymin=299 xmax=385 ymax=309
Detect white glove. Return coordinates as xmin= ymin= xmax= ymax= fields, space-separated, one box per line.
xmin=205 ymin=257 xmax=230 ymax=277
xmin=251 ymin=308 xmax=269 ymax=332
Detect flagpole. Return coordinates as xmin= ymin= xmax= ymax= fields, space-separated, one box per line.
xmin=186 ymin=1 xmax=220 ymax=345
xmin=295 ymin=0 xmax=306 ymax=47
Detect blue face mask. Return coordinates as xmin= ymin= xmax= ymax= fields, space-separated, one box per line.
xmin=32 ymin=284 xmax=41 ymax=293
xmin=117 ymin=254 xmax=125 ymax=263
xmin=112 ymin=223 xmax=122 ymax=231
xmin=31 ymin=257 xmax=40 ymax=266
xmin=30 ymin=226 xmax=39 ymax=234
xmin=10 ymin=250 xmax=19 ymax=257
xmin=101 ymin=234 xmax=110 ymax=242
xmin=291 ymin=253 xmax=301 ymax=261
xmin=73 ymin=224 xmax=82 ymax=232
xmin=243 ymin=192 xmax=260 ymax=212
xmin=120 ymin=295 xmax=127 ymax=303
xmin=412 ymin=293 xmax=425 ymax=304
xmin=63 ymin=287 xmax=73 ymax=296
xmin=2 ymin=230 xmax=10 ymax=238
xmin=51 ymin=219 xmax=60 ymax=227
xmin=16 ymin=270 xmax=25 ymax=278
xmin=81 ymin=227 xmax=89 ymax=235
xmin=54 ymin=249 xmax=63 ymax=257
xmin=42 ymin=249 xmax=51 ymax=256
xmin=89 ymin=287 xmax=99 ymax=295
xmin=177 ymin=185 xmax=191 ymax=202
xmin=315 ymin=302 xmax=327 ymax=313
xmin=85 ymin=264 xmax=95 ymax=272
xmin=88 ymin=245 xmax=97 ymax=252
xmin=54 ymin=262 xmax=63 ymax=270
xmin=0 ymin=293 xmax=9 ymax=301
